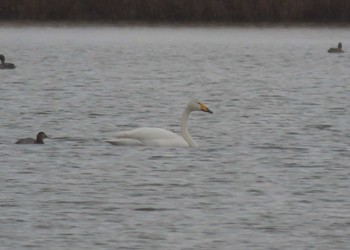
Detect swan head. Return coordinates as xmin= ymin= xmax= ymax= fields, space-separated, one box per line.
xmin=188 ymin=99 xmax=213 ymax=114
xmin=338 ymin=42 xmax=342 ymax=49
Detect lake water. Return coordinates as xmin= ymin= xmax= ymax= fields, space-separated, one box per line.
xmin=1 ymin=25 xmax=350 ymax=249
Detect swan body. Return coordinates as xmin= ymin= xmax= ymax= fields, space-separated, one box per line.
xmin=328 ymin=42 xmax=344 ymax=53
xmin=111 ymin=127 xmax=189 ymax=147
xmin=107 ymin=99 xmax=212 ymax=147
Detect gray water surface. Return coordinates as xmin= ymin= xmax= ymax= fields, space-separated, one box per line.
xmin=1 ymin=26 xmax=350 ymax=249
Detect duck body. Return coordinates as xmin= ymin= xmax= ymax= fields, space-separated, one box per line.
xmin=107 ymin=99 xmax=212 ymax=148
xmin=16 ymin=138 xmax=42 ymax=144
xmin=15 ymin=132 xmax=48 ymax=144
xmin=328 ymin=42 xmax=344 ymax=53
xmin=328 ymin=48 xmax=344 ymax=53
xmin=0 ymin=54 xmax=15 ymax=69
xmin=0 ymin=62 xmax=16 ymax=69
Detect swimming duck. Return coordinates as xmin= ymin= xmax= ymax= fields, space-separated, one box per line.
xmin=0 ymin=54 xmax=16 ymax=69
xmin=328 ymin=42 xmax=344 ymax=53
xmin=15 ymin=132 xmax=48 ymax=144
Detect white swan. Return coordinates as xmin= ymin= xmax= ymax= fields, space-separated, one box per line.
xmin=107 ymin=99 xmax=213 ymax=147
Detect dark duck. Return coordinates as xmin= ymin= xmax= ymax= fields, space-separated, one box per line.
xmin=328 ymin=42 xmax=344 ymax=53
xmin=15 ymin=132 xmax=48 ymax=144
xmin=0 ymin=54 xmax=16 ymax=69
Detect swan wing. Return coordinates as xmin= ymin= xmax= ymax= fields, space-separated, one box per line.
xmin=107 ymin=127 xmax=189 ymax=147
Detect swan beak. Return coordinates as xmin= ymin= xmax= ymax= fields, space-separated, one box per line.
xmin=200 ymin=103 xmax=213 ymax=114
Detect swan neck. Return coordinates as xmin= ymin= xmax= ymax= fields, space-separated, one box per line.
xmin=180 ymin=107 xmax=197 ymax=147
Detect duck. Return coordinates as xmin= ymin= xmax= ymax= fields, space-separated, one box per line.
xmin=0 ymin=54 xmax=16 ymax=69
xmin=328 ymin=42 xmax=344 ymax=53
xmin=15 ymin=132 xmax=48 ymax=144
xmin=107 ymin=99 xmax=213 ymax=147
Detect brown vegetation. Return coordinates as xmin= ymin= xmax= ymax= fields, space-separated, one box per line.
xmin=0 ymin=0 xmax=350 ymax=23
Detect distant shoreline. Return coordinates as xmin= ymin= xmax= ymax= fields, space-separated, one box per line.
xmin=1 ymin=0 xmax=350 ymax=24
xmin=1 ymin=20 xmax=350 ymax=28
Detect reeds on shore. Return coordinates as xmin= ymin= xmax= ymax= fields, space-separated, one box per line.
xmin=0 ymin=0 xmax=349 ymax=23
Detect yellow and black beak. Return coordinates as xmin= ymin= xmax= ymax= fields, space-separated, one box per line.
xmin=200 ymin=102 xmax=213 ymax=114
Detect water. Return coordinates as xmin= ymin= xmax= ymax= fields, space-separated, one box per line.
xmin=1 ymin=25 xmax=350 ymax=249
